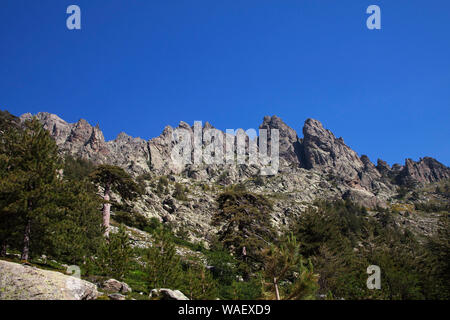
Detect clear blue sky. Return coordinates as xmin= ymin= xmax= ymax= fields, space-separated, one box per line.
xmin=1 ymin=0 xmax=449 ymax=166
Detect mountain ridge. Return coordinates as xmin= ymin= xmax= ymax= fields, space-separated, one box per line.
xmin=1 ymin=109 xmax=446 ymax=244
xmin=19 ymin=111 xmax=450 ymax=187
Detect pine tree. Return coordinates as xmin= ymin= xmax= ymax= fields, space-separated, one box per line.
xmin=262 ymin=234 xmax=318 ymax=300
xmin=0 ymin=117 xmax=105 ymax=263
xmin=182 ymin=261 xmax=218 ymax=300
xmin=46 ymin=179 xmax=104 ymax=266
xmin=213 ymin=185 xmax=275 ymax=266
xmin=0 ymin=118 xmax=61 ymax=261
xmin=0 ymin=122 xmax=24 ymax=256
xmin=62 ymin=155 xmax=96 ymax=182
xmin=0 ymin=109 xmax=19 ymax=132
xmin=0 ymin=150 xmax=22 ymax=256
xmin=90 ymin=165 xmax=140 ymax=237
xmin=143 ymin=229 xmax=184 ymax=290
xmin=424 ymin=215 xmax=450 ymax=299
xmin=95 ymin=224 xmax=133 ymax=280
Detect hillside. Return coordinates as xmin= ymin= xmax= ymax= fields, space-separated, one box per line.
xmin=1 ymin=109 xmax=449 ymax=300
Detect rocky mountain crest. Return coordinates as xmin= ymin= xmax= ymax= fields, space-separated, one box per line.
xmin=19 ymin=112 xmax=450 ymax=215
xmin=21 ymin=112 xmax=449 ymax=187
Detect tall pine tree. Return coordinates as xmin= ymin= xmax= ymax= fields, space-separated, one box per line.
xmin=262 ymin=234 xmax=319 ymax=300
xmin=0 ymin=118 xmax=61 ymax=261
xmin=213 ymin=184 xmax=275 ymax=277
xmin=90 ymin=165 xmax=140 ymax=237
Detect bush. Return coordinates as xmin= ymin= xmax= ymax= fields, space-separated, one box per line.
xmin=173 ymin=183 xmax=188 ymax=201
xmin=253 ymin=175 xmax=264 ymax=186
xmin=113 ymin=210 xmax=163 ymax=234
xmin=230 ymin=278 xmax=262 ymax=300
xmin=217 ymin=171 xmax=229 ymax=185
xmin=415 ymin=201 xmax=449 ymax=213
xmin=156 ymin=176 xmax=169 ymax=195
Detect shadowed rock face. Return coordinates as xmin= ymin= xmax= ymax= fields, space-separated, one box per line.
xmin=299 ymin=119 xmax=395 ymax=203
xmin=302 ymin=118 xmax=364 ymax=177
xmin=259 ymin=115 xmax=302 ymax=166
xmin=398 ymin=157 xmax=450 ymax=185
xmin=377 ymin=157 xmax=450 ymax=186
xmin=376 ymin=159 xmax=392 ymax=177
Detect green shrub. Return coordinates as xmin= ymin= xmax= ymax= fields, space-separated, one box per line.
xmin=173 ymin=183 xmax=188 ymax=201
xmin=230 ymin=278 xmax=262 ymax=300
xmin=156 ymin=176 xmax=169 ymax=195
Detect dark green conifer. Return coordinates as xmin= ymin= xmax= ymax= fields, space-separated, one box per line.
xmin=90 ymin=164 xmax=140 ymax=237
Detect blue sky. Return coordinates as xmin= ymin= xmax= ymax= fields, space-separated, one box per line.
xmin=0 ymin=0 xmax=449 ymax=166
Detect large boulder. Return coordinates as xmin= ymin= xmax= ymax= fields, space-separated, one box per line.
xmin=108 ymin=293 xmax=127 ymax=300
xmin=101 ymin=279 xmax=132 ymax=294
xmin=150 ymin=288 xmax=189 ymax=300
xmin=342 ymin=188 xmax=387 ymax=209
xmin=0 ymin=260 xmax=98 ymax=300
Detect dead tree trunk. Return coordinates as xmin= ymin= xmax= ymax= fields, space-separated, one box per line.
xmin=274 ymin=277 xmax=280 ymax=300
xmin=102 ymin=184 xmax=111 ymax=237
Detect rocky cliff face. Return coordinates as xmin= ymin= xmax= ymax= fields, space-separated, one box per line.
xmin=302 ymin=118 xmax=364 ymax=175
xmin=399 ymin=157 xmax=450 ymax=185
xmin=20 ymin=112 xmax=151 ymax=175
xmin=20 ymin=112 xmax=450 ymax=216
xmin=259 ymin=115 xmax=302 ymax=166
xmin=301 ymin=119 xmax=386 ymax=190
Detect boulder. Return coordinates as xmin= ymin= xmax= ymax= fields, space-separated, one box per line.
xmin=121 ymin=282 xmax=132 ymax=294
xmin=101 ymin=279 xmax=132 ymax=294
xmin=342 ymin=188 xmax=386 ymax=209
xmin=0 ymin=260 xmax=98 ymax=300
xmin=108 ymin=293 xmax=126 ymax=300
xmin=149 ymin=288 xmax=189 ymax=300
xmin=162 ymin=197 xmax=177 ymax=214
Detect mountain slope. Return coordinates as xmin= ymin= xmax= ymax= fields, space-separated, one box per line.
xmin=17 ymin=111 xmax=450 ymax=241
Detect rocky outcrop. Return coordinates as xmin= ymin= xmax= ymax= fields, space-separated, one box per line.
xmin=0 ymin=260 xmax=98 ymax=300
xmin=398 ymin=157 xmax=450 ymax=185
xmin=24 ymin=112 xmax=448 ymax=184
xmin=302 ymin=118 xmax=364 ymax=182
xmin=377 ymin=157 xmax=450 ymax=186
xmin=101 ymin=279 xmax=132 ymax=294
xmin=376 ymin=159 xmax=392 ymax=178
xmin=259 ymin=115 xmax=302 ymax=166
xmin=343 ymin=188 xmax=387 ymax=209
xmin=20 ymin=112 xmax=150 ymax=175
xmin=300 ymin=119 xmax=394 ymax=199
